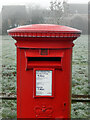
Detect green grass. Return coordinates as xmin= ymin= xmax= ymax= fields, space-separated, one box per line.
xmin=1 ymin=35 xmax=89 ymax=118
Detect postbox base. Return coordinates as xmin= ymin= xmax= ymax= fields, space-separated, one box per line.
xmin=17 ymin=118 xmax=71 ymax=120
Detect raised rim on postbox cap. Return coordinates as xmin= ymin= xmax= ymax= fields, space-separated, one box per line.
xmin=7 ymin=24 xmax=81 ymax=38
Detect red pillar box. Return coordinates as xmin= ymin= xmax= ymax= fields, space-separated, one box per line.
xmin=7 ymin=24 xmax=81 ymax=119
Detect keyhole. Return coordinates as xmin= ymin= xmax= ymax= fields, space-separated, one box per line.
xmin=64 ymin=103 xmax=66 ymax=106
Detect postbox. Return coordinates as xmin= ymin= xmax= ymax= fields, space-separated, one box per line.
xmin=7 ymin=24 xmax=81 ymax=119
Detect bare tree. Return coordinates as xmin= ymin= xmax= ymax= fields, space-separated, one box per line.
xmin=49 ymin=0 xmax=68 ymax=24
xmin=63 ymin=0 xmax=69 ymax=17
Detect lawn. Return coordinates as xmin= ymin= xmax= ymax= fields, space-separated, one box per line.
xmin=0 ymin=35 xmax=89 ymax=118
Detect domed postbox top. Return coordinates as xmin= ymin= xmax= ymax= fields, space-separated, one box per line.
xmin=7 ymin=24 xmax=81 ymax=38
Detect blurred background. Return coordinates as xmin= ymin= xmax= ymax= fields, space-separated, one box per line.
xmin=0 ymin=0 xmax=88 ymax=35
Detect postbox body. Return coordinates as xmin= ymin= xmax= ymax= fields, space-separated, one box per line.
xmin=8 ymin=24 xmax=81 ymax=119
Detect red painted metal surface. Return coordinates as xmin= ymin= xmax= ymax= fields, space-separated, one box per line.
xmin=7 ymin=24 xmax=81 ymax=38
xmin=8 ymin=24 xmax=81 ymax=119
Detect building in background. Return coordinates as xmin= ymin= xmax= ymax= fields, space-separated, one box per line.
xmin=1 ymin=3 xmax=88 ymax=35
xmin=2 ymin=5 xmax=28 ymax=34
